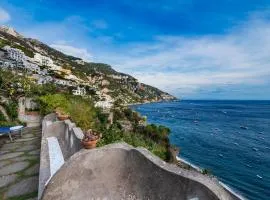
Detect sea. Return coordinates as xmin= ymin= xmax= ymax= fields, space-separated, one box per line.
xmin=132 ymin=100 xmax=270 ymax=200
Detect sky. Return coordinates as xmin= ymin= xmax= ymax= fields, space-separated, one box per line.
xmin=1 ymin=0 xmax=270 ymax=100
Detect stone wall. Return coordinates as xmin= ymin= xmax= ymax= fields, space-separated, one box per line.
xmin=42 ymin=143 xmax=242 ymax=200
xmin=38 ymin=113 xmax=84 ymax=199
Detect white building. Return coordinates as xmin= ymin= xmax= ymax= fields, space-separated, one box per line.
xmin=22 ymin=60 xmax=40 ymax=73
xmin=95 ymin=101 xmax=113 ymax=110
xmin=3 ymin=46 xmax=25 ymax=62
xmin=54 ymin=78 xmax=75 ymax=86
xmin=0 ymin=60 xmax=15 ymax=69
xmin=50 ymin=64 xmax=62 ymax=71
xmin=72 ymin=86 xmax=86 ymax=96
xmin=37 ymin=76 xmax=53 ymax=85
xmin=34 ymin=53 xmax=53 ymax=66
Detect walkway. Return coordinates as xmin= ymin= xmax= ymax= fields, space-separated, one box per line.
xmin=0 ymin=127 xmax=41 ymax=200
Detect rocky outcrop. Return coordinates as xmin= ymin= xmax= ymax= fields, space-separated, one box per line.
xmin=42 ymin=143 xmax=240 ymax=200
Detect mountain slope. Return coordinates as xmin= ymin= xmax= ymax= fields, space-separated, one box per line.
xmin=0 ymin=25 xmax=176 ymax=104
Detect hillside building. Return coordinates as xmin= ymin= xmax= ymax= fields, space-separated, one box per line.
xmin=34 ymin=53 xmax=53 ymax=66
xmin=3 ymin=46 xmax=25 ymax=62
xmin=72 ymin=86 xmax=86 ymax=96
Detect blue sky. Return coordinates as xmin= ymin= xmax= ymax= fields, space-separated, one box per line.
xmin=1 ymin=0 xmax=270 ymax=99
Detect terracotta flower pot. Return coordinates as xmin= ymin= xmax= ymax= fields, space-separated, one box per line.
xmin=82 ymin=139 xmax=99 ymax=149
xmin=57 ymin=114 xmax=70 ymax=121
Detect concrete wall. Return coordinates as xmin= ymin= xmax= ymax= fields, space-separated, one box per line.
xmin=38 ymin=113 xmax=84 ymax=199
xmin=18 ymin=97 xmax=41 ymax=127
xmin=42 ymin=143 xmax=241 ymax=200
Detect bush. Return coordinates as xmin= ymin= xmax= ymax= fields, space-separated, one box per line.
xmin=38 ymin=94 xmax=69 ymax=115
xmin=68 ymin=97 xmax=97 ymax=131
xmin=38 ymin=94 xmax=98 ymax=131
xmin=202 ymin=168 xmax=211 ymax=175
xmin=0 ymin=121 xmax=18 ymax=127
xmin=0 ymin=111 xmax=6 ymax=121
xmin=4 ymin=101 xmax=18 ymax=120
xmin=97 ymin=124 xmax=170 ymax=160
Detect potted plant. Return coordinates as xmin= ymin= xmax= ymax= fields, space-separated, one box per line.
xmin=55 ymin=107 xmax=70 ymax=121
xmin=82 ymin=129 xmax=100 ymax=149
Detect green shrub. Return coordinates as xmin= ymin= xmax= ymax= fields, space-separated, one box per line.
xmin=202 ymin=168 xmax=211 ymax=175
xmin=4 ymin=101 xmax=18 ymax=120
xmin=0 ymin=121 xmax=18 ymax=127
xmin=0 ymin=111 xmax=6 ymax=121
xmin=38 ymin=94 xmax=69 ymax=115
xmin=68 ymin=97 xmax=97 ymax=131
xmin=97 ymin=124 xmax=169 ymax=160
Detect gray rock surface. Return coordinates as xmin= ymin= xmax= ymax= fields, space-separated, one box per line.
xmin=0 ymin=160 xmax=10 ymax=168
xmin=0 ymin=152 xmax=24 ymax=161
xmin=0 ymin=174 xmax=17 ymax=188
xmin=16 ymin=145 xmax=37 ymax=152
xmin=43 ymin=143 xmax=240 ymax=200
xmin=15 ymin=137 xmax=39 ymax=143
xmin=9 ymin=155 xmax=38 ymax=162
xmin=5 ymin=176 xmax=39 ymax=198
xmin=22 ymin=133 xmax=35 ymax=138
xmin=1 ymin=143 xmax=22 ymax=151
xmin=25 ymin=164 xmax=40 ymax=176
xmin=28 ymin=149 xmax=40 ymax=155
xmin=0 ymin=161 xmax=29 ymax=176
xmin=0 ymin=127 xmax=41 ymax=200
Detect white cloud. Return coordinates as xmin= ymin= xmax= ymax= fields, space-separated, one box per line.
xmin=50 ymin=44 xmax=93 ymax=62
xmin=102 ymin=13 xmax=270 ymax=98
xmin=0 ymin=8 xmax=10 ymax=23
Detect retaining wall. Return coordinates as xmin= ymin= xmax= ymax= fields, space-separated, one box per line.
xmin=38 ymin=113 xmax=84 ymax=199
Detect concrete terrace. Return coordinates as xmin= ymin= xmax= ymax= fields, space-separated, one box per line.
xmin=0 ymin=127 xmax=41 ymax=200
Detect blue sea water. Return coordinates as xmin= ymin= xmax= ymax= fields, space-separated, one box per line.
xmin=132 ymin=100 xmax=270 ymax=200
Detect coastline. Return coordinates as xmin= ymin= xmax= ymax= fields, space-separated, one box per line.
xmin=126 ymin=99 xmax=180 ymax=107
xmin=132 ymin=101 xmax=247 ymax=200
xmin=176 ymin=155 xmax=246 ymax=200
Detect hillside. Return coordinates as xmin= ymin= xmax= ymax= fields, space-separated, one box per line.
xmin=0 ymin=26 xmax=176 ymax=107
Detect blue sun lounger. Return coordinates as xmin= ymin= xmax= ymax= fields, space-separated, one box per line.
xmin=0 ymin=125 xmax=24 ymax=141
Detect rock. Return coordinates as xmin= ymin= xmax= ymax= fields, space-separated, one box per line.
xmin=1 ymin=143 xmax=22 ymax=151
xmin=9 ymin=155 xmax=39 ymax=162
xmin=0 ymin=160 xmax=10 ymax=168
xmin=28 ymin=149 xmax=40 ymax=155
xmin=5 ymin=176 xmax=39 ymax=198
xmin=0 ymin=161 xmax=29 ymax=176
xmin=0 ymin=174 xmax=17 ymax=188
xmin=14 ymin=137 xmax=40 ymax=143
xmin=0 ymin=152 xmax=24 ymax=161
xmin=15 ymin=145 xmax=37 ymax=152
xmin=25 ymin=164 xmax=40 ymax=176
xmin=22 ymin=133 xmax=35 ymax=138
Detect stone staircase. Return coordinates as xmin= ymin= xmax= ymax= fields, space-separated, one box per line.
xmin=0 ymin=127 xmax=41 ymax=199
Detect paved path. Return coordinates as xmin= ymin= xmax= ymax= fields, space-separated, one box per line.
xmin=0 ymin=127 xmax=41 ymax=200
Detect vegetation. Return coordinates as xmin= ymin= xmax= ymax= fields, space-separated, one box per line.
xmin=38 ymin=94 xmax=98 ymax=130
xmin=4 ymin=101 xmax=18 ymax=120
xmin=0 ymin=111 xmax=6 ymax=121
xmin=0 ymin=38 xmax=34 ymax=57
xmin=202 ymin=168 xmax=211 ymax=175
xmin=97 ymin=124 xmax=170 ymax=160
xmin=0 ymin=29 xmax=177 ymax=160
xmin=37 ymin=93 xmax=173 ymax=160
